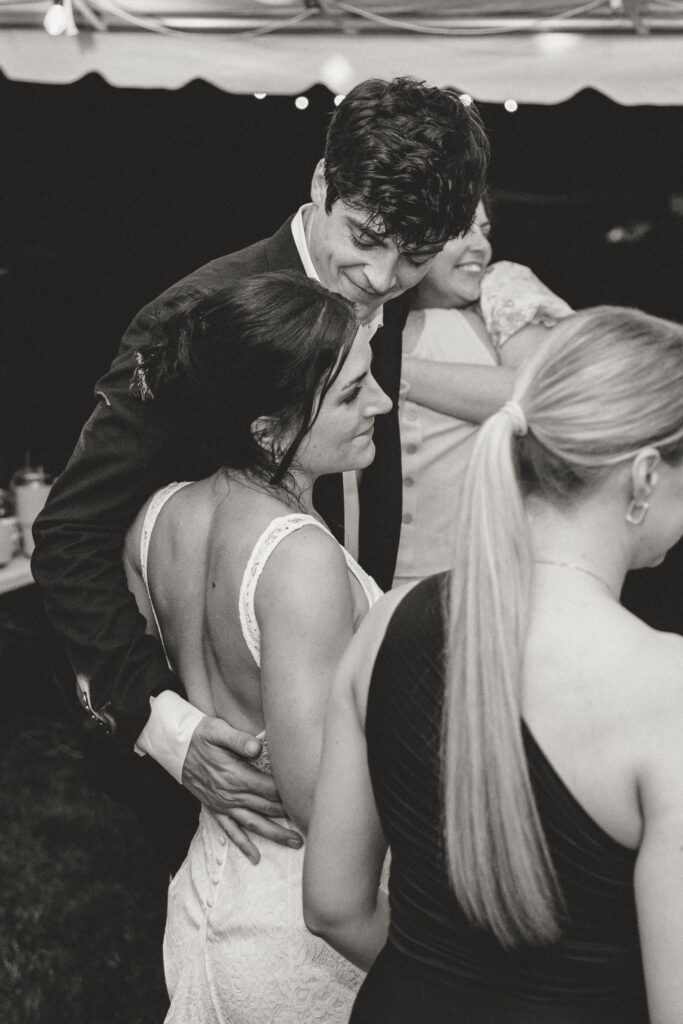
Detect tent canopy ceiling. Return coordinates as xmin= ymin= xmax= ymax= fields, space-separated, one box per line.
xmin=1 ymin=1 xmax=682 ymax=103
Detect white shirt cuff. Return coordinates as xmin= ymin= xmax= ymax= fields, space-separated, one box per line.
xmin=134 ymin=690 xmax=206 ymax=785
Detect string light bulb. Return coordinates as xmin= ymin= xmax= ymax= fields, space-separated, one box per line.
xmin=44 ymin=0 xmax=78 ymax=36
xmin=254 ymin=93 xmax=267 ymax=100
xmin=334 ymin=94 xmax=345 ymax=107
xmin=459 ymin=93 xmax=473 ymax=106
xmin=44 ymin=1 xmax=68 ymax=35
xmin=295 ymin=96 xmax=309 ymax=110
xmin=504 ymin=98 xmax=519 ymax=113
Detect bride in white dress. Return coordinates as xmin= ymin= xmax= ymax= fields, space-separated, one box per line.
xmin=123 ymin=272 xmax=390 ymax=1023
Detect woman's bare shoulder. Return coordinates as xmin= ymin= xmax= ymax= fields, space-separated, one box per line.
xmin=254 ymin=520 xmax=350 ymax=611
xmin=615 ymin=617 xmax=683 ymax=741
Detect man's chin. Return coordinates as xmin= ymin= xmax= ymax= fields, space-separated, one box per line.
xmin=352 ymin=298 xmax=382 ymax=323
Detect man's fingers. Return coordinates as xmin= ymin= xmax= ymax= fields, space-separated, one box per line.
xmin=214 ymin=814 xmax=261 ymax=865
xmin=230 ymin=807 xmax=303 ymax=849
xmin=201 ymin=716 xmax=262 ymax=759
xmin=226 ymin=793 xmax=286 ymax=818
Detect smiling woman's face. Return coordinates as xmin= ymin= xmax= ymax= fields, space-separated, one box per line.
xmin=413 ymin=202 xmax=492 ymax=310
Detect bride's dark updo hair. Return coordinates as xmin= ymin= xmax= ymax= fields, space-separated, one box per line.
xmin=132 ymin=271 xmax=359 ymax=486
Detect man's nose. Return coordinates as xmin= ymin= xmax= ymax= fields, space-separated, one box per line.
xmin=364 ymin=251 xmax=399 ymax=296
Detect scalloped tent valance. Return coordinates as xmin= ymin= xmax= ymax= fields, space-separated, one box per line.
xmin=1 ymin=2 xmax=682 ymax=104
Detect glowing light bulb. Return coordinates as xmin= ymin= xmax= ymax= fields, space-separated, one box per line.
xmin=295 ymin=96 xmax=309 ymax=111
xmin=320 ymin=55 xmax=354 ymax=95
xmin=44 ymin=2 xmax=68 ymax=35
xmin=504 ymin=99 xmax=519 ymax=113
xmin=254 ymin=93 xmax=267 ymax=100
xmin=536 ymin=32 xmax=579 ymax=55
xmin=334 ymin=94 xmax=345 ymax=107
xmin=459 ymin=93 xmax=473 ymax=106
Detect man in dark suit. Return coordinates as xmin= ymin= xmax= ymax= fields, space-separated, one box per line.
xmin=32 ymin=77 xmax=490 ymax=871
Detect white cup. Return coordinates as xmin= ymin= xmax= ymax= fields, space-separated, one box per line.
xmin=13 ymin=474 xmax=53 ymax=556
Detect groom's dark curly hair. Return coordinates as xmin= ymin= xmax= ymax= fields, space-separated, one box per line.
xmin=324 ymin=76 xmax=489 ymax=253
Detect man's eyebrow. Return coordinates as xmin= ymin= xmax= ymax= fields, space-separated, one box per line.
xmin=346 ymin=215 xmax=386 ymax=241
xmin=403 ymin=245 xmax=442 ymax=257
xmin=346 ymin=214 xmax=441 ymax=255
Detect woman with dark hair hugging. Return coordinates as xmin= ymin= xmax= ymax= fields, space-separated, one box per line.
xmin=305 ymin=305 xmax=683 ymax=1024
xmin=123 ymin=271 xmax=390 ymax=1023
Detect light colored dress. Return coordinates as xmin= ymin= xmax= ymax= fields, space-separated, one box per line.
xmin=139 ymin=484 xmax=382 ymax=1024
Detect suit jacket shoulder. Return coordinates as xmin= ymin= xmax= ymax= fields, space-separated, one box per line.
xmin=112 ymin=217 xmax=303 ymax=369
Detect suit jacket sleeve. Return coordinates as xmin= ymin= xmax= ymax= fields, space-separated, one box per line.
xmin=32 ymin=225 xmax=301 ymax=748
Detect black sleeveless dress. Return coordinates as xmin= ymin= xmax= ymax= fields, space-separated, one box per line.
xmin=352 ymin=573 xmax=650 ymax=1024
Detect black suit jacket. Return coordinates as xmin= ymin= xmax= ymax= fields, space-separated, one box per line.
xmin=32 ymin=217 xmax=407 ymax=748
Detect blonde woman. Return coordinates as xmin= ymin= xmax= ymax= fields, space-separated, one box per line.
xmin=304 ymin=306 xmax=683 ymax=1024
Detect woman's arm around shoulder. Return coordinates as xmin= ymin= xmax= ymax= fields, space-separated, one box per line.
xmin=633 ymin=632 xmax=683 ymax=1024
xmin=303 ymin=584 xmax=418 ymax=971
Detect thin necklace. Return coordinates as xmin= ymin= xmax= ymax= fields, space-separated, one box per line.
xmin=533 ymin=559 xmax=618 ymax=599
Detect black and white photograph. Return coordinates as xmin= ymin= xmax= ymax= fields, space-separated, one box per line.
xmin=1 ymin=3 xmax=683 ymax=1022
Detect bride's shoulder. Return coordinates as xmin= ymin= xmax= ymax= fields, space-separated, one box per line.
xmin=256 ymin=516 xmax=346 ymax=578
xmin=254 ymin=521 xmax=353 ymax=635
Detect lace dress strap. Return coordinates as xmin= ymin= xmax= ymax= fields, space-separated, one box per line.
xmin=140 ymin=481 xmax=193 ymax=670
xmin=239 ymin=513 xmax=382 ymax=667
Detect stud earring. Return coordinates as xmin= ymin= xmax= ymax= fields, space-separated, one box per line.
xmin=625 ymin=498 xmax=649 ymax=526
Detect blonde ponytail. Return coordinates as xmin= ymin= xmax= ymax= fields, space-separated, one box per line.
xmin=441 ymin=305 xmax=683 ymax=948
xmin=442 ymin=403 xmax=563 ymax=948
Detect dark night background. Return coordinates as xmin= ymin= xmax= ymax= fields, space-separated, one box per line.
xmin=1 ymin=71 xmax=682 ymax=487
xmin=0 ymin=69 xmax=681 ymax=1022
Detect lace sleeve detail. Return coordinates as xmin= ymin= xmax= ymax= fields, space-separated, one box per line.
xmin=479 ymin=260 xmax=572 ymax=349
xmin=238 ymin=514 xmax=332 ymax=668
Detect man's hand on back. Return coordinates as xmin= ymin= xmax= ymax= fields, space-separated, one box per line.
xmin=182 ymin=716 xmax=303 ymax=864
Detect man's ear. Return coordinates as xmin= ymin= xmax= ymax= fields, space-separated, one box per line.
xmin=310 ymin=159 xmax=327 ymax=210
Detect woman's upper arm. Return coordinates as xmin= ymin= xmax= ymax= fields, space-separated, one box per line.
xmin=303 ymin=586 xmax=416 ymax=925
xmin=257 ymin=527 xmax=356 ymax=831
xmin=634 ymin=677 xmax=683 ymax=1024
xmin=498 ymin=322 xmax=551 ymax=369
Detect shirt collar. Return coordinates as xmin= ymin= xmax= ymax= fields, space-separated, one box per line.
xmin=291 ymin=204 xmax=384 ymax=334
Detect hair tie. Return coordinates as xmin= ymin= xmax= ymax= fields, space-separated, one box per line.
xmin=502 ymin=400 xmax=528 ymax=437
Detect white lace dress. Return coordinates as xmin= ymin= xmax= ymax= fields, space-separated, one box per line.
xmin=139 ymin=485 xmax=382 ymax=1024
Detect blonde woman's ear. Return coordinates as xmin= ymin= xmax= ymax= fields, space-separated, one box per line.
xmin=626 ymin=447 xmax=660 ymax=525
xmin=630 ymin=446 xmax=661 ymax=497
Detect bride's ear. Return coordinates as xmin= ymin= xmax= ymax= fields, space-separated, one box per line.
xmin=251 ymin=416 xmax=285 ymax=460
